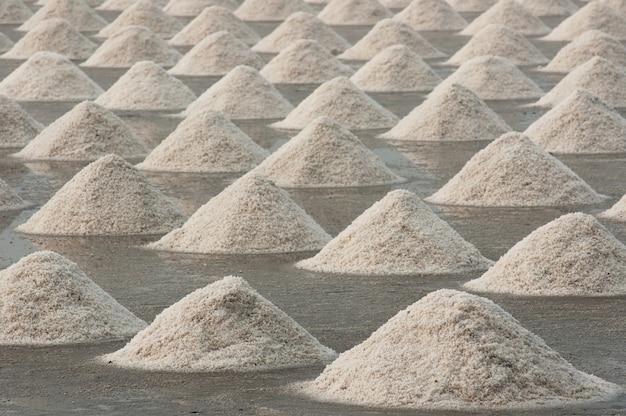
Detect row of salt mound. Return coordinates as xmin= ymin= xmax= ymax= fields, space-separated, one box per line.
xmin=380 ymin=83 xmax=511 ymax=141
xmin=465 ymin=213 xmax=626 ymax=296
xmin=317 ymin=0 xmax=392 ymax=25
xmin=543 ymin=1 xmax=626 ymax=40
xmin=0 ymin=95 xmax=43 ymax=148
xmin=163 ymin=0 xmax=239 ymax=16
xmin=0 ymin=251 xmax=147 ymax=345
xmin=136 ymin=110 xmax=268 ymax=173
xmin=97 ymin=0 xmax=184 ymax=39
xmin=98 ymin=0 xmax=168 ymax=11
xmin=446 ymin=0 xmax=496 ymax=12
xmin=1 ymin=0 xmax=33 ymax=24
xmin=0 ymin=34 xmax=12 ymax=54
xmin=234 ymin=0 xmax=314 ymax=21
xmin=425 ymin=132 xmax=607 ymax=207
xmin=309 ymin=289 xmax=619 ymax=409
xmin=102 ymin=276 xmax=337 ymax=372
xmin=148 ymin=173 xmax=331 ymax=254
xmin=461 ymin=0 xmax=551 ymax=36
xmin=394 ymin=0 xmax=468 ymax=31
xmin=518 ymin=0 xmax=578 ymax=16
xmin=19 ymin=0 xmax=107 ymax=32
xmin=15 ymin=154 xmax=187 ymax=235
xmin=297 ymin=189 xmax=492 ymax=275
xmin=13 ymin=101 xmax=148 ymax=161
xmin=543 ymin=30 xmax=626 ymax=73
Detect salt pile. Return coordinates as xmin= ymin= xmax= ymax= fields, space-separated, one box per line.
xmin=168 ymin=31 xmax=264 ymax=76
xmin=163 ymin=0 xmax=239 ymax=16
xmin=148 ymin=173 xmax=331 ymax=253
xmin=13 ymin=101 xmax=148 ymax=161
xmin=599 ymin=193 xmax=626 ymax=221
xmin=600 ymin=0 xmax=626 ymax=16
xmin=259 ymin=40 xmax=354 ymax=84
xmin=136 ymin=110 xmax=268 ymax=173
xmin=535 ymin=57 xmax=626 ymax=108
xmin=0 ymin=0 xmax=33 ymax=24
xmin=0 ymin=52 xmax=104 ymax=101
xmin=317 ymin=0 xmax=392 ymax=25
xmin=308 ymin=289 xmax=619 ymax=409
xmin=446 ymin=0 xmax=497 ymax=12
xmin=394 ymin=0 xmax=468 ymax=31
xmin=543 ymin=30 xmax=626 ymax=73
xmin=351 ymin=45 xmax=441 ymax=92
xmin=0 ymin=34 xmax=13 ymax=54
xmin=446 ymin=24 xmax=548 ymax=66
xmin=543 ymin=1 xmax=626 ymax=41
xmin=425 ymin=132 xmax=607 ymax=206
xmin=0 ymin=178 xmax=28 ymax=210
xmin=96 ymin=0 xmax=184 ymax=39
xmin=338 ymin=19 xmax=445 ymax=61
xmin=2 ymin=18 xmax=97 ymax=60
xmin=461 ymin=0 xmax=551 ymax=36
xmin=183 ymin=66 xmax=293 ymax=119
xmin=297 ymin=190 xmax=492 ymax=274
xmin=0 ymin=95 xmax=43 ymax=148
xmin=95 ymin=61 xmax=197 ymax=111
xmin=517 ymin=0 xmax=578 ymax=16
xmin=168 ymin=7 xmax=260 ymax=47
xmin=98 ymin=0 xmax=168 ymax=10
xmin=101 ymin=276 xmax=337 ymax=371
xmin=253 ymin=117 xmax=403 ymax=187
xmin=235 ymin=0 xmax=314 ymax=21
xmin=272 ymin=77 xmax=399 ymax=130
xmin=17 ymin=154 xmax=186 ymax=235
xmin=18 ymin=0 xmax=107 ymax=32
xmin=380 ymin=83 xmax=511 ymax=141
xmin=82 ymin=26 xmax=182 ymax=68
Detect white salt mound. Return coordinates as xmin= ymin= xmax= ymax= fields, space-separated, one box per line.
xmin=350 ymin=45 xmax=441 ymax=92
xmin=379 ymin=83 xmax=511 ymax=141
xmin=98 ymin=0 xmax=168 ymax=11
xmin=0 ymin=33 xmax=13 ymax=54
xmin=149 ymin=173 xmax=331 ymax=253
xmin=317 ymin=0 xmax=392 ymax=25
xmin=543 ymin=30 xmax=626 ymax=73
xmin=259 ymin=40 xmax=354 ymax=84
xmin=19 ymin=0 xmax=107 ymax=32
xmin=13 ymin=101 xmax=148 ymax=161
xmin=169 ymin=31 xmax=264 ymax=76
xmin=309 ymin=289 xmax=619 ymax=409
xmin=95 ymin=61 xmax=197 ymax=111
xmin=235 ymin=0 xmax=314 ymax=21
xmin=338 ymin=18 xmax=445 ymax=60
xmin=0 ymin=251 xmax=147 ymax=345
xmin=461 ymin=0 xmax=551 ymax=36
xmin=82 ymin=26 xmax=182 ymax=68
xmin=0 ymin=178 xmax=29 ymax=211
xmin=599 ymin=193 xmax=626 ymax=221
xmin=543 ymin=1 xmax=626 ymax=41
xmin=517 ymin=0 xmax=578 ymax=16
xmin=101 ymin=276 xmax=337 ymax=371
xmin=0 ymin=95 xmax=43 ymax=148
xmin=16 ymin=154 xmax=187 ymax=235
xmin=184 ymin=65 xmax=293 ymax=119
xmin=447 ymin=24 xmax=548 ymax=66
xmin=394 ymin=0 xmax=468 ymax=31
xmin=0 ymin=52 xmax=103 ymax=101
xmin=163 ymin=0 xmax=239 ymax=16
xmin=0 ymin=0 xmax=33 ymax=24
xmin=97 ymin=0 xmax=184 ymax=39
xmin=446 ymin=0 xmax=497 ymax=12
xmin=136 ymin=110 xmax=268 ymax=173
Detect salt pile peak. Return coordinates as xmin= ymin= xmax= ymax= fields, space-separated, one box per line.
xmin=184 ymin=65 xmax=293 ymax=119
xmin=309 ymin=289 xmax=619 ymax=409
xmin=148 ymin=173 xmax=331 ymax=254
xmin=599 ymin=192 xmax=626 ymax=221
xmin=317 ymin=0 xmax=392 ymax=25
xmin=297 ymin=189 xmax=492 ymax=274
xmin=136 ymin=109 xmax=268 ymax=173
xmin=16 ymin=154 xmax=187 ymax=235
xmin=446 ymin=0 xmax=497 ymax=12
xmin=380 ymin=83 xmax=511 ymax=141
xmin=543 ymin=1 xmax=626 ymax=41
xmin=0 ymin=51 xmax=103 ymax=101
xmin=394 ymin=0 xmax=468 ymax=31
xmin=0 ymin=0 xmax=33 ymax=24
xmin=461 ymin=0 xmax=551 ymax=36
xmin=169 ymin=31 xmax=264 ymax=76
xmin=235 ymin=0 xmax=315 ymax=21
xmin=101 ymin=276 xmax=337 ymax=371
xmin=19 ymin=0 xmax=107 ymax=32
xmin=98 ymin=0 xmax=168 ymax=10
xmin=95 ymin=61 xmax=197 ymax=111
xmin=272 ymin=77 xmax=399 ymax=130
xmin=517 ymin=0 xmax=578 ymax=16
xmin=97 ymin=0 xmax=184 ymax=39
xmin=543 ymin=30 xmax=626 ymax=72
xmin=163 ymin=0 xmax=239 ymax=16
xmin=0 ymin=95 xmax=44 ymax=148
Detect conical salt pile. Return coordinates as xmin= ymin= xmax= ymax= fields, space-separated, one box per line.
xmin=433 ymin=55 xmax=543 ymax=100
xmin=0 ymin=52 xmax=103 ymax=101
xmin=136 ymin=110 xmax=268 ymax=173
xmin=446 ymin=24 xmax=548 ymax=66
xmin=308 ymin=289 xmax=619 ymax=409
xmin=95 ymin=61 xmax=197 ymax=111
xmin=543 ymin=1 xmax=626 ymax=41
xmin=101 ymin=276 xmax=337 ymax=371
xmin=13 ymin=101 xmax=148 ymax=161
xmin=148 ymin=173 xmax=331 ymax=253
xmin=253 ymin=117 xmax=403 ymax=187
xmin=461 ymin=0 xmax=551 ymax=36
xmin=184 ymin=65 xmax=293 ymax=119
xmin=338 ymin=19 xmax=445 ymax=61
xmin=465 ymin=213 xmax=626 ymax=296
xmin=0 ymin=0 xmax=33 ymax=24
xmin=350 ymin=45 xmax=441 ymax=92
xmin=543 ymin=30 xmax=626 ymax=73
xmin=98 ymin=0 xmax=168 ymax=10
xmin=82 ymin=26 xmax=182 ymax=68
xmin=394 ymin=0 xmax=468 ymax=31
xmin=525 ymin=89 xmax=626 ymax=154
xmin=535 ymin=57 xmax=626 ymax=108
xmin=2 ymin=18 xmax=97 ymax=60
xmin=0 ymin=95 xmax=43 ymax=148
xmin=0 ymin=34 xmax=13 ymax=54
xmin=169 ymin=31 xmax=264 ymax=76
xmin=168 ymin=6 xmax=260 ymax=47
xmin=599 ymin=193 xmax=626 ymax=221
xmin=18 ymin=0 xmax=107 ymax=32
xmin=163 ymin=0 xmax=239 ymax=16
xmin=259 ymin=40 xmax=354 ymax=84
xmin=517 ymin=0 xmax=578 ymax=16
xmin=379 ymin=83 xmax=511 ymax=141
xmin=446 ymin=0 xmax=497 ymax=12
xmin=317 ymin=0 xmax=392 ymax=25
xmin=252 ymin=12 xmax=351 ymax=54
xmin=272 ymin=77 xmax=399 ymax=130
xmin=425 ymin=132 xmax=607 ymax=206
xmin=297 ymin=190 xmax=492 ymax=274
xmin=235 ymin=0 xmax=314 ymax=21
xmin=96 ymin=0 xmax=184 ymax=39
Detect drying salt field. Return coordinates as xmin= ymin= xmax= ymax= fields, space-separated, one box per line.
xmin=1 ymin=0 xmax=626 ymax=414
